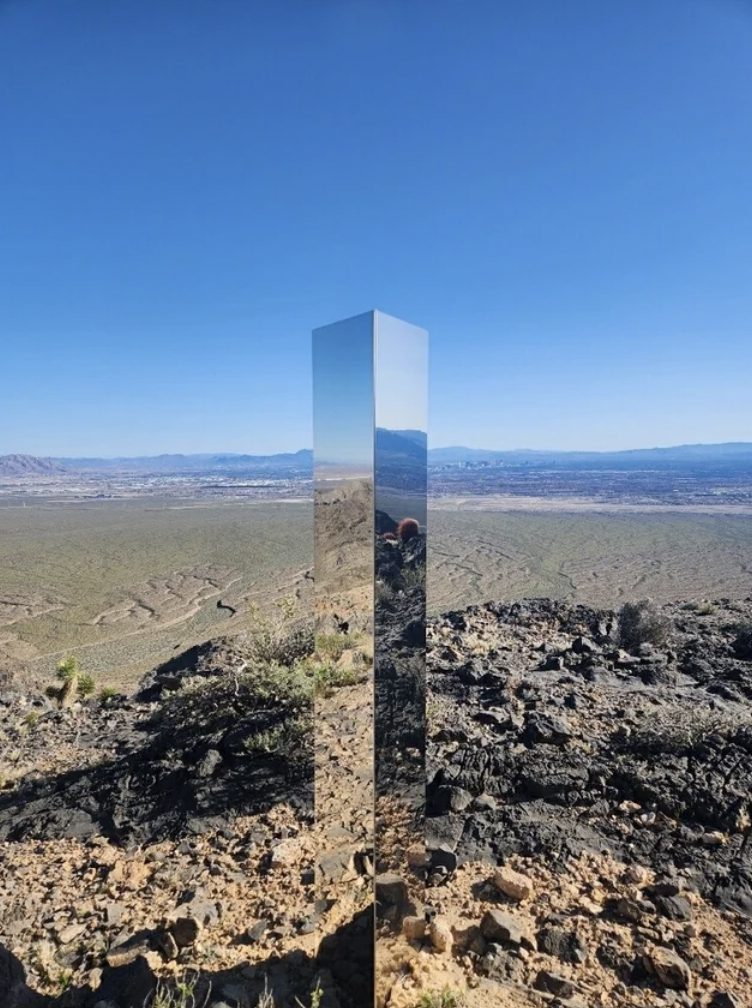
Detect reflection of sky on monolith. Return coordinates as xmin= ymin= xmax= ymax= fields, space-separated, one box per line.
xmin=313 ymin=312 xmax=374 ymax=475
xmin=374 ymin=311 xmax=428 ymax=434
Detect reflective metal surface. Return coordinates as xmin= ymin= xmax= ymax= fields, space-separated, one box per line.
xmin=312 ymin=312 xmax=376 ymax=1005
xmin=312 ymin=310 xmax=428 ymax=1007
xmin=373 ymin=313 xmax=428 ymax=997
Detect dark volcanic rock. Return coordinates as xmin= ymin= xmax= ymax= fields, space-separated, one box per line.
xmin=427 ymin=596 xmax=752 ymax=917
xmin=0 ymin=646 xmax=314 ymax=846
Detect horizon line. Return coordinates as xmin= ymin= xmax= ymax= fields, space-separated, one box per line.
xmin=3 ymin=439 xmax=752 ymax=461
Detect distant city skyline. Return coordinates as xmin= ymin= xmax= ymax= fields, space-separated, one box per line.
xmin=2 ymin=0 xmax=751 ymax=457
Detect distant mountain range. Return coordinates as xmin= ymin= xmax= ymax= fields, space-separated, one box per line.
xmin=428 ymin=442 xmax=752 ymax=465
xmin=2 ymin=440 xmax=752 ymax=477
xmin=0 ymin=454 xmax=68 ymax=477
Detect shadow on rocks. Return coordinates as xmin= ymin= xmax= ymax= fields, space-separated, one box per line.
xmin=1 ymin=908 xmax=377 ymax=1008
xmin=0 ymin=679 xmax=314 ymax=847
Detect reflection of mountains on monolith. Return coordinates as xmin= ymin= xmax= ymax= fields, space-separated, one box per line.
xmin=313 ymin=478 xmax=374 ymax=638
xmin=375 ymin=428 xmax=427 ymax=528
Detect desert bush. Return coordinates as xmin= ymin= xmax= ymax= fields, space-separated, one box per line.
xmin=56 ymin=655 xmax=80 ymax=682
xmin=22 ymin=710 xmax=39 ymax=728
xmin=315 ymin=631 xmax=356 ymax=662
xmin=617 ymin=599 xmax=670 ymax=652
xmin=312 ymin=661 xmax=364 ymax=698
xmin=77 ymin=672 xmax=96 ymax=697
xmin=418 ymin=989 xmax=463 ymax=1008
xmin=99 ymin=685 xmax=119 ymax=703
xmin=731 ymin=621 xmax=752 ymax=661
xmin=620 ymin=704 xmax=752 ymax=758
xmin=402 ymin=561 xmax=426 ymax=588
xmin=147 ymin=971 xmax=209 ymax=1008
xmin=246 ymin=597 xmax=314 ymax=666
xmin=154 ymin=662 xmax=311 ymax=735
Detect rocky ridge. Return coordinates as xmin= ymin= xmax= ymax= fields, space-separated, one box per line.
xmin=0 ymin=592 xmax=750 ymax=1006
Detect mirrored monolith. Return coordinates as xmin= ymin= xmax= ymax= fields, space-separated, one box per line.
xmin=312 ymin=312 xmax=376 ymax=1005
xmin=373 ymin=313 xmax=428 ymax=998
xmin=313 ymin=310 xmax=428 ymax=1007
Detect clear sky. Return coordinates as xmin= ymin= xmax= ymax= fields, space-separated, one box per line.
xmin=1 ymin=0 xmax=751 ymax=456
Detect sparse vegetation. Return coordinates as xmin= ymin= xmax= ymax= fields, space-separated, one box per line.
xmin=147 ymin=971 xmax=210 ymax=1008
xmin=21 ymin=710 xmax=40 ymax=728
xmin=617 ymin=599 xmax=670 ymax=652
xmin=45 ymin=654 xmax=97 ymax=703
xmin=312 ymin=661 xmax=364 ymax=698
xmin=315 ymin=631 xmax=357 ymax=662
xmin=77 ymin=671 xmax=96 ymax=696
xmin=247 ymin=597 xmax=314 ymax=666
xmin=402 ymin=560 xmax=426 ymax=588
xmin=418 ymin=988 xmax=464 ymax=1008
xmin=621 ymin=705 xmax=752 ymax=758
xmin=56 ymin=655 xmax=80 ymax=683
xmin=99 ymin=685 xmax=119 ymax=703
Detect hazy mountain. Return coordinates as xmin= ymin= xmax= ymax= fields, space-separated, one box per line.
xmin=428 ymin=442 xmax=752 ymax=466
xmin=375 ymin=428 xmax=427 ymax=459
xmin=6 ymin=442 xmax=752 ymax=477
xmin=0 ymin=454 xmax=68 ymax=477
xmin=56 ymin=450 xmax=313 ymax=473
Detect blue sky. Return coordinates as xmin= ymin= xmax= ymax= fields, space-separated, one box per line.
xmin=1 ymin=0 xmax=751 ymax=456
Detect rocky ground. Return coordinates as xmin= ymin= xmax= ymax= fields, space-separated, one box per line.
xmin=0 ymin=588 xmax=750 ymax=1007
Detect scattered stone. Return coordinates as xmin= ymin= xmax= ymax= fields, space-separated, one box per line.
xmin=493 ymin=865 xmax=534 ymax=901
xmin=402 ymin=916 xmax=426 ymax=942
xmin=480 ymin=909 xmax=526 ymax=947
xmin=647 ymin=947 xmax=692 ymax=990
xmin=169 ymin=915 xmax=201 ymax=948
xmin=428 ymin=916 xmax=453 ymax=953
xmin=534 ymin=969 xmax=576 ymax=998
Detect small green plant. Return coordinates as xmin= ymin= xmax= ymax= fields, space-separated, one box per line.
xmin=55 ymin=970 xmax=73 ymax=995
xmin=99 ymin=685 xmax=119 ymax=703
xmin=57 ymin=655 xmax=80 ymax=682
xmin=315 ymin=631 xmax=356 ymax=662
xmin=617 ymin=599 xmax=670 ymax=652
xmin=246 ymin=596 xmax=314 ymax=666
xmin=147 ymin=970 xmax=210 ymax=1008
xmin=402 ymin=561 xmax=426 ymax=588
xmin=294 ymin=977 xmax=324 ymax=1008
xmin=50 ymin=655 xmax=96 ymax=704
xmin=242 ymin=719 xmax=309 ymax=758
xmin=22 ymin=710 xmax=40 ymax=728
xmin=418 ymin=988 xmax=463 ymax=1008
xmin=77 ymin=672 xmax=96 ymax=696
xmin=312 ymin=662 xmax=363 ymax=698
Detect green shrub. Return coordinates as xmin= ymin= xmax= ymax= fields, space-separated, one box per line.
xmin=315 ymin=632 xmax=356 ymax=662
xmin=56 ymin=655 xmax=80 ymax=682
xmin=312 ymin=662 xmax=363 ymax=698
xmin=77 ymin=672 xmax=96 ymax=697
xmin=246 ymin=598 xmax=314 ymax=666
xmin=617 ymin=599 xmax=670 ymax=652
xmin=99 ymin=686 xmax=119 ymax=704
xmin=418 ymin=989 xmax=463 ymax=1008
